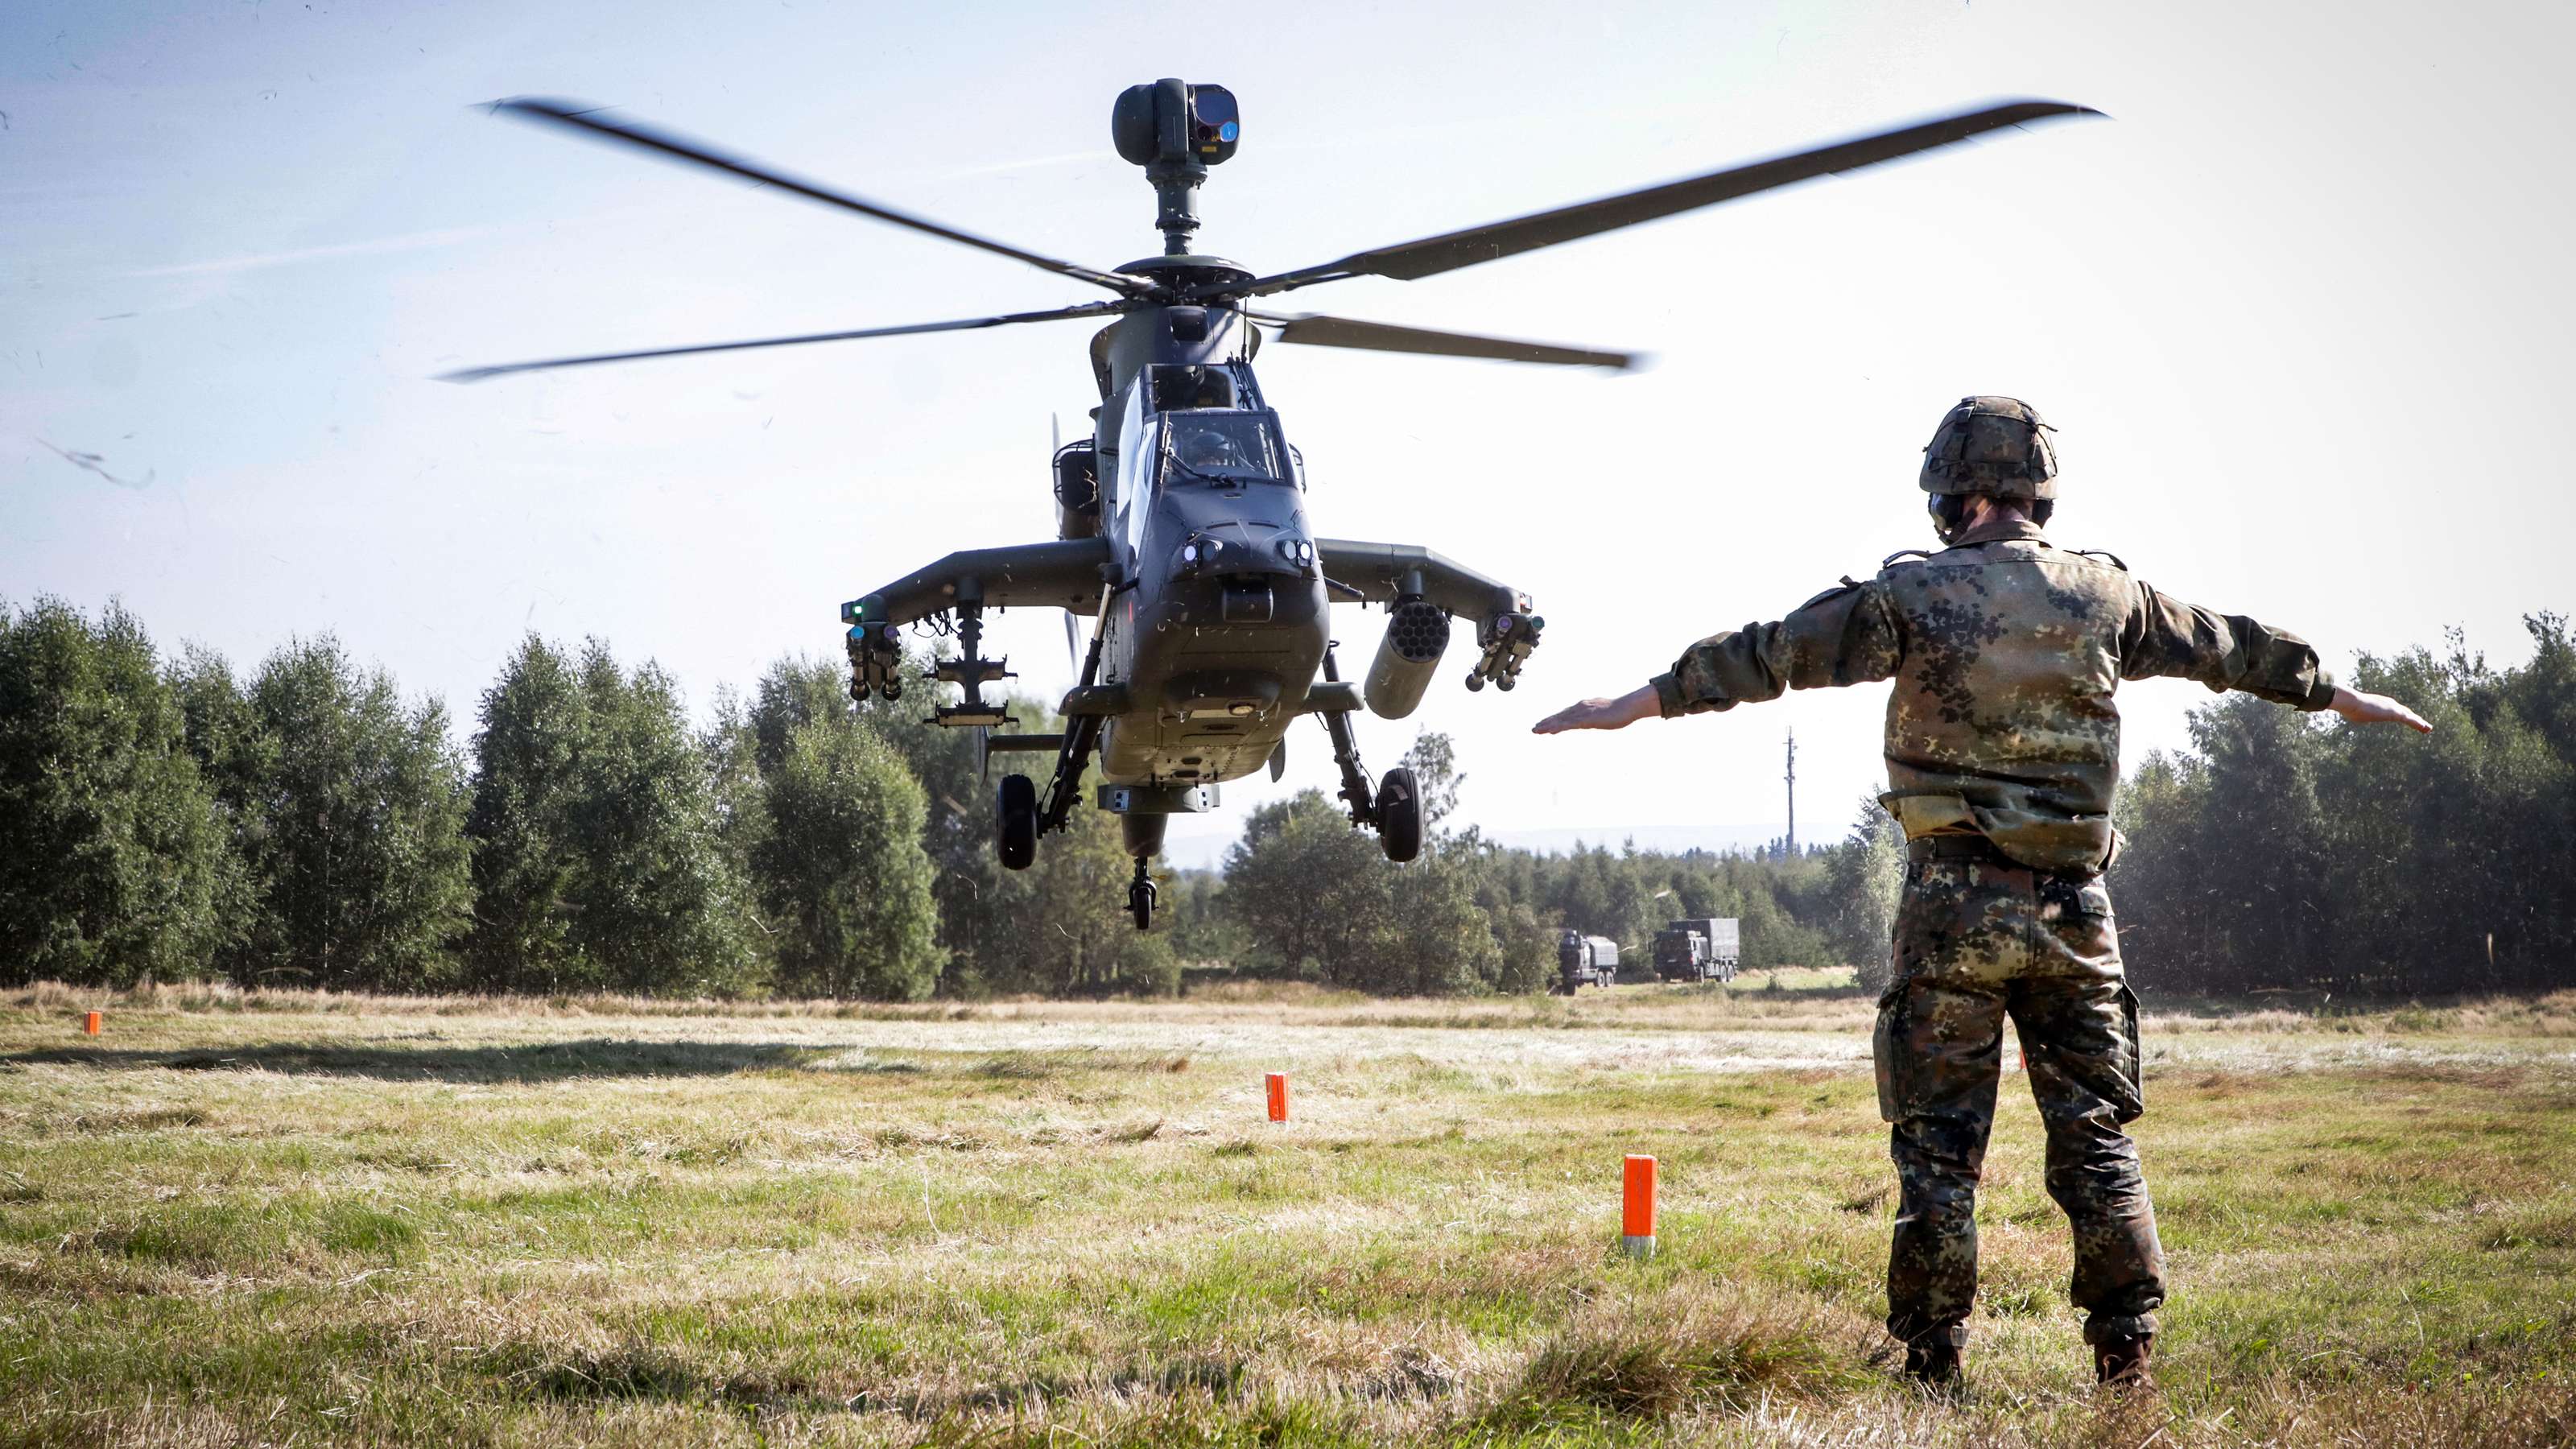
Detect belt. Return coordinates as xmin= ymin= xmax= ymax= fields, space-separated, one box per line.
xmin=1905 ymin=834 xmax=2016 ymax=867
xmin=1905 ymin=833 xmax=2103 ymax=882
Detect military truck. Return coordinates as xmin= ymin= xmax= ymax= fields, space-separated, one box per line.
xmin=1652 ymin=917 xmax=1740 ymax=983
xmin=1558 ymin=931 xmax=1621 ymax=993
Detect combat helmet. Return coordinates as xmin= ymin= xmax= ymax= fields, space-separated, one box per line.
xmin=1919 ymin=395 xmax=2058 ymax=500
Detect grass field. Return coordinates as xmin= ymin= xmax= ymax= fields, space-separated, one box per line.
xmin=3 ymin=978 xmax=2574 ymax=1447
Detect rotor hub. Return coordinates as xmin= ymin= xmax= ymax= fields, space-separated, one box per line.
xmin=1116 ymin=255 xmax=1254 ymax=296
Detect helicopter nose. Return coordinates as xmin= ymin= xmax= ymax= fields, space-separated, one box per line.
xmin=1220 ymin=579 xmax=1272 ymax=625
xmin=1172 ymin=532 xmax=1315 ymax=579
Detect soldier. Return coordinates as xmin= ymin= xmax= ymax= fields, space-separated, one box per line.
xmin=1533 ymin=397 xmax=2429 ymax=1391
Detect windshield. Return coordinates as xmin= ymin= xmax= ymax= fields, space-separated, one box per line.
xmin=1160 ymin=411 xmax=1287 ymax=486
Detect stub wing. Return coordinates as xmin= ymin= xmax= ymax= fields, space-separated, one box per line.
xmin=840 ymin=538 xmax=1113 ymax=628
xmin=1317 ymin=538 xmax=1542 ymax=693
xmin=1317 ymin=539 xmax=1524 ymax=617
xmin=840 ymin=538 xmax=1114 ymax=708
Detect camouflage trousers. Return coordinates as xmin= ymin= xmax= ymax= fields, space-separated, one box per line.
xmin=1872 ymin=851 xmax=2164 ymax=1348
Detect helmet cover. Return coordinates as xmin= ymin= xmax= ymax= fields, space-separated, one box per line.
xmin=1919 ymin=395 xmax=2058 ymax=500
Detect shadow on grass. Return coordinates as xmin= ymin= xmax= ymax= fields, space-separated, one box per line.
xmin=0 ymin=1038 xmax=849 ymax=1084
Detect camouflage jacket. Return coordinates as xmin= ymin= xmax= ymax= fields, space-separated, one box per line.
xmin=1649 ymin=518 xmax=2337 ymax=873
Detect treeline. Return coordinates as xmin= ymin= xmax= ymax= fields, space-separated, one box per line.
xmin=9 ymin=597 xmax=2563 ymax=999
xmin=1189 ymin=740 xmax=1898 ymax=997
xmin=0 ymin=599 xmax=1172 ymax=997
xmin=2111 ymin=615 xmax=2576 ymax=994
xmin=1 ymin=596 xmax=1889 ymax=998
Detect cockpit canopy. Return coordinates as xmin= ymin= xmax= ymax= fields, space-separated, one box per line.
xmin=1161 ymin=410 xmax=1290 ymax=487
xmin=1150 ymin=363 xmax=1239 ymax=412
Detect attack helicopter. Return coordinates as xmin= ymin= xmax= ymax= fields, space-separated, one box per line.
xmin=448 ymin=82 xmax=2096 ymax=930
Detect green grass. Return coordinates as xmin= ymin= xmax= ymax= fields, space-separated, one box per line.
xmin=2 ymin=983 xmax=2573 ymax=1445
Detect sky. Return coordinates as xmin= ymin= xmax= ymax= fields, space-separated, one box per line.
xmin=7 ymin=0 xmax=2572 ymax=867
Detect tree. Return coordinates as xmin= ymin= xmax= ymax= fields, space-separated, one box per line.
xmin=699 ymin=683 xmax=770 ymax=941
xmin=464 ymin=637 xmax=589 ymax=987
xmin=1385 ymin=850 xmax=1502 ymax=994
xmin=167 ymin=644 xmax=262 ymax=970
xmin=1223 ymin=790 xmax=1395 ymax=983
xmin=223 ymin=637 xmax=473 ymax=990
xmin=0 ymin=598 xmax=228 ymax=986
xmin=559 ymin=645 xmax=760 ymax=994
xmin=756 ymin=720 xmax=943 ymax=999
xmin=1158 ymin=869 xmax=1246 ymax=966
xmin=749 ymin=653 xmax=854 ymax=774
xmin=987 ymin=804 xmax=1146 ymax=997
xmin=1370 ymin=732 xmax=1508 ymax=994
xmin=464 ymin=637 xmax=757 ymax=996
xmin=1820 ymin=795 xmax=1905 ymax=992
xmin=759 ymin=647 xmax=1034 ymax=995
xmin=1484 ymin=891 xmax=1556 ymax=995
xmin=1400 ymin=730 xmax=1464 ymax=831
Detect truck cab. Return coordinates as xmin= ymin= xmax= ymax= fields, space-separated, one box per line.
xmin=1557 ymin=931 xmax=1621 ymax=993
xmin=1652 ymin=927 xmax=1709 ymax=982
xmin=1653 ymin=918 xmax=1740 ymax=984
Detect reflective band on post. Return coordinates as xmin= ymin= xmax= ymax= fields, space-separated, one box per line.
xmin=83 ymin=1011 xmax=101 ymax=1036
xmin=1623 ymin=1154 xmax=1657 ymax=1258
xmin=1265 ymin=1072 xmax=1290 ymax=1124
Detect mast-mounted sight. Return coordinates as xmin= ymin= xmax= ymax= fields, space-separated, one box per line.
xmin=1112 ymin=79 xmax=1240 ymax=254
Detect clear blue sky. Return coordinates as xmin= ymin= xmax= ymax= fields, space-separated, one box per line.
xmin=8 ymin=0 xmax=2570 ymax=863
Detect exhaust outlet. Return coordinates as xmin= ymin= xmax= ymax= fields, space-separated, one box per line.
xmin=1365 ymin=597 xmax=1450 ymax=720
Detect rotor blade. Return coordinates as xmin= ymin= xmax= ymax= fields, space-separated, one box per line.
xmin=487 ymin=97 xmax=1149 ymax=296
xmin=1251 ymin=312 xmax=1640 ymax=369
xmin=437 ymin=301 xmax=1128 ymax=382
xmin=1063 ymin=612 xmax=1080 ymax=672
xmin=1217 ymin=100 xmax=2101 ymax=297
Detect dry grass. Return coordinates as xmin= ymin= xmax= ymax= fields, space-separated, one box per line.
xmin=2 ymin=985 xmax=2571 ymax=1445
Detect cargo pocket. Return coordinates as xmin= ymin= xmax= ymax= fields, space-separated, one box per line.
xmin=1872 ymin=985 xmax=1908 ymax=1123
xmin=2112 ymin=980 xmax=2145 ymax=1122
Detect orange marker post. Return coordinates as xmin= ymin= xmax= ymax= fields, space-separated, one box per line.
xmin=1265 ymin=1072 xmax=1290 ymax=1124
xmin=83 ymin=1010 xmax=101 ymax=1037
xmin=1622 ymin=1154 xmax=1657 ymax=1259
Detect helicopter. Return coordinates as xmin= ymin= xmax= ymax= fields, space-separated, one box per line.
xmin=448 ymin=82 xmax=2097 ymax=931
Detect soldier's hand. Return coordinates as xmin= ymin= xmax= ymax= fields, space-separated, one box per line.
xmin=1533 ymin=685 xmax=1662 ymax=735
xmin=2327 ymin=687 xmax=2433 ymax=733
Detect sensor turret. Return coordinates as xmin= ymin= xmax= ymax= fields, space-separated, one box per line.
xmin=1112 ymin=80 xmax=1241 ymax=254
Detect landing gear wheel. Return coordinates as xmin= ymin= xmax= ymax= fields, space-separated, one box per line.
xmin=1127 ymin=861 xmax=1158 ymax=932
xmin=1375 ymin=766 xmax=1422 ymax=864
xmin=996 ymin=774 xmax=1037 ymax=871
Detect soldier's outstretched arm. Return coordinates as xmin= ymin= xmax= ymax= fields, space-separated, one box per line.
xmin=2120 ymin=582 xmax=2431 ymax=732
xmin=2324 ymin=686 xmax=2434 ymax=731
xmin=1531 ymin=683 xmax=1661 ymax=734
xmin=1534 ymin=578 xmax=1901 ymax=734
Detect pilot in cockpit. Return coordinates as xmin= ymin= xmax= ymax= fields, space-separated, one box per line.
xmin=1172 ymin=420 xmax=1257 ymax=477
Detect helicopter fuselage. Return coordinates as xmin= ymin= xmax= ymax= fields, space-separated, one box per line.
xmin=1087 ymin=266 xmax=1327 ymax=791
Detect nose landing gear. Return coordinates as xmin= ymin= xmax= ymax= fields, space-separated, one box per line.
xmin=1128 ymin=858 xmax=1158 ymax=932
xmin=1121 ymin=812 xmax=1164 ymax=931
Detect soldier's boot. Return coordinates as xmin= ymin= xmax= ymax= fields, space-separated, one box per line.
xmin=2094 ymin=1335 xmax=2154 ymax=1390
xmin=1902 ymin=1340 xmax=1963 ymax=1393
